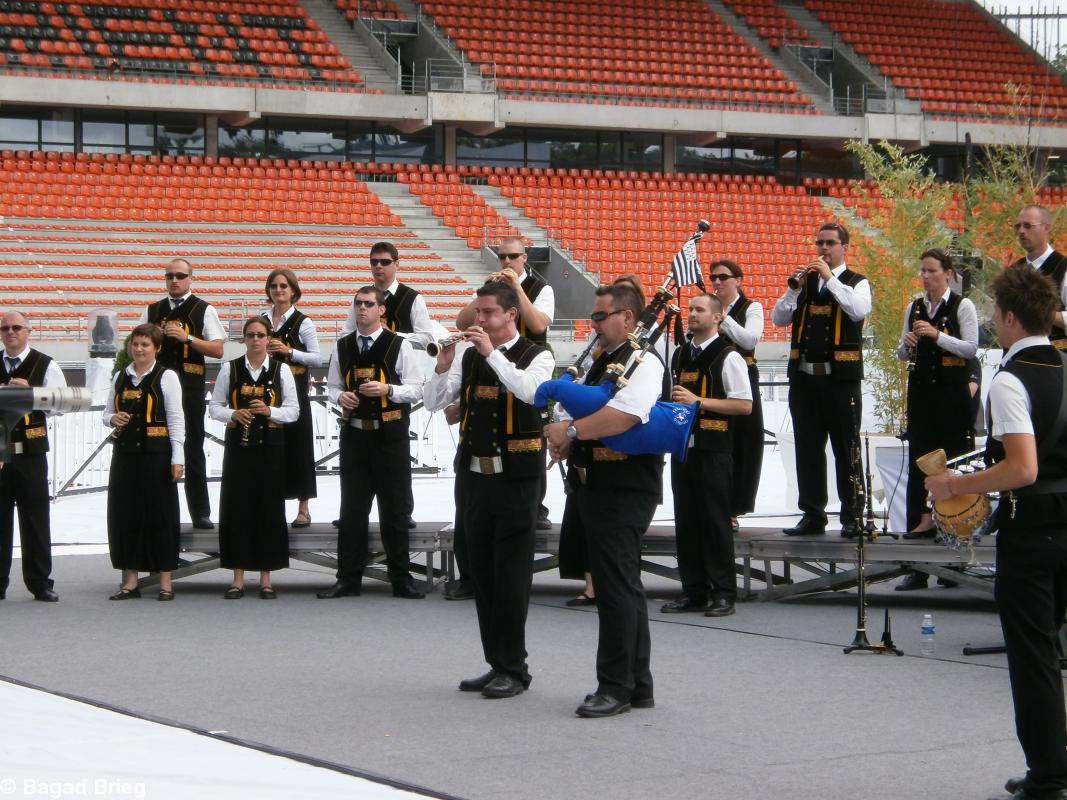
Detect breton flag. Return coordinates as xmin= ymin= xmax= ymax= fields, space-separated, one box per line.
xmin=671 ymin=238 xmax=704 ymax=288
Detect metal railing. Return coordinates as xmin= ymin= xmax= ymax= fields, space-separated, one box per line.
xmin=399 ymin=58 xmax=496 ymax=94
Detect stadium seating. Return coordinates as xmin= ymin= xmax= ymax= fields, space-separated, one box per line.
xmin=805 ymin=0 xmax=1067 ymax=122
xmin=400 ymin=170 xmax=524 ymax=248
xmin=418 ymin=0 xmax=816 ymax=111
xmin=722 ymin=0 xmax=817 ymax=50
xmin=333 ymin=0 xmax=406 ymax=23
xmin=0 ymin=0 xmax=371 ymax=89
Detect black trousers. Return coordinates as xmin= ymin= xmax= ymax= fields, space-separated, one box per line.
xmin=788 ymin=373 xmax=861 ymax=525
xmin=337 ymin=426 xmax=413 ymax=584
xmin=462 ymin=470 xmax=538 ymax=682
xmin=451 ymin=467 xmax=470 ymax=581
xmin=575 ymin=486 xmax=658 ymax=702
xmin=0 ymin=453 xmax=52 ymax=593
xmin=905 ymin=380 xmax=972 ymax=530
xmin=672 ymin=450 xmax=736 ymax=602
xmin=994 ymin=533 xmax=1067 ymax=793
xmin=181 ymin=387 xmax=211 ymax=520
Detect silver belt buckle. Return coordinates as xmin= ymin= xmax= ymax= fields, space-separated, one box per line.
xmin=349 ymin=418 xmax=379 ymax=431
xmin=574 ymin=466 xmax=588 ymax=486
xmin=470 ymin=455 xmax=503 ymax=474
xmin=11 ymin=442 xmax=24 ymax=455
xmin=799 ymin=358 xmax=832 ymax=377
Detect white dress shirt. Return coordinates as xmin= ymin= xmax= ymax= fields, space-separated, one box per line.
xmin=772 ymin=263 xmax=872 ymax=326
xmin=423 ymin=333 xmax=555 ymax=410
xmin=719 ymin=296 xmax=764 ymax=352
xmin=262 ymin=307 xmax=322 ymax=368
xmin=554 ymin=343 xmax=664 ymax=425
xmin=988 ymin=335 xmax=1055 ymax=439
xmin=138 ymin=292 xmax=226 ymax=341
xmin=102 ymin=362 xmax=186 ymax=465
xmin=208 ymin=357 xmax=299 ymax=424
xmin=1027 ymin=246 xmax=1067 ymax=327
xmin=341 ymin=280 xmax=437 ymax=348
xmin=326 ymin=327 xmax=425 ymax=405
xmin=690 ymin=334 xmax=753 ymax=401
xmin=467 ymin=270 xmax=556 ymax=323
xmin=895 ymin=288 xmax=979 ymax=361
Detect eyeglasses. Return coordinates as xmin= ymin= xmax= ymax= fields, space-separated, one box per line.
xmin=353 ymin=299 xmax=379 ymax=308
xmin=710 ymin=273 xmax=734 ymax=282
xmin=1014 ymin=221 xmax=1046 ymax=231
xmin=245 ymin=331 xmax=268 ymax=339
xmin=589 ymin=309 xmax=625 ymax=323
xmin=369 ymin=258 xmax=394 ymax=266
xmin=165 ymin=272 xmax=190 ymax=280
xmin=814 ymin=239 xmax=840 ymax=247
xmin=497 ymin=252 xmax=525 ymax=261
xmin=268 ymin=282 xmax=290 ymax=289
xmin=0 ymin=325 xmax=25 ymax=333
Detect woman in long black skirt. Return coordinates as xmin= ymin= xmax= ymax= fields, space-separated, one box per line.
xmin=209 ymin=316 xmax=299 ymax=599
xmin=104 ymin=323 xmax=185 ymax=601
xmin=262 ymin=267 xmax=321 ymax=527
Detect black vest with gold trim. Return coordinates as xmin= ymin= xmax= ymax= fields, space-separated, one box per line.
xmin=986 ymin=345 xmax=1067 ymax=533
xmin=519 ymin=272 xmax=548 ymax=347
xmin=569 ymin=342 xmax=665 ymax=494
xmin=908 ymin=292 xmax=968 ymax=387
xmin=787 ymin=268 xmax=866 ymax=381
xmin=1013 ymin=252 xmax=1067 ymax=350
xmin=266 ymin=308 xmax=311 ymax=395
xmin=0 ymin=348 xmax=52 ymax=454
xmin=146 ymin=295 xmax=209 ymax=390
xmin=457 ymin=337 xmax=546 ymax=480
xmin=724 ymin=293 xmax=756 ymax=365
xmin=111 ymin=363 xmax=171 ymax=454
xmin=336 ymin=329 xmax=410 ymax=444
xmin=382 ymin=283 xmax=418 ymax=335
xmin=671 ymin=336 xmax=734 ymax=453
xmin=224 ymin=357 xmax=285 ymax=447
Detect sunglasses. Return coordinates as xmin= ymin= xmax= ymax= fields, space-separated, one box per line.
xmin=589 ymin=309 xmax=624 ymax=323
xmin=245 ymin=331 xmax=268 ymax=339
xmin=369 ymin=258 xmax=394 ymax=266
xmin=497 ymin=252 xmax=524 ymax=260
xmin=165 ymin=272 xmax=190 ymax=280
xmin=710 ymin=273 xmax=734 ymax=282
xmin=268 ymin=282 xmax=290 ymax=289
xmin=1014 ymin=222 xmax=1045 ymax=231
xmin=814 ymin=239 xmax=840 ymax=247
xmin=0 ymin=325 xmax=25 ymax=333
xmin=353 ymin=299 xmax=379 ymax=308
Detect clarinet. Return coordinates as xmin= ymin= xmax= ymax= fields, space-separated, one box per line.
xmin=906 ymin=299 xmax=922 ymax=373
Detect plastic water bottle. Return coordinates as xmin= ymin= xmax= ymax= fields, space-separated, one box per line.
xmin=920 ymin=614 xmax=936 ymax=655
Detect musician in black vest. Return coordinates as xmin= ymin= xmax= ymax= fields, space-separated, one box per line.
xmin=262 ymin=268 xmax=321 ymax=529
xmin=0 ymin=311 xmax=65 ymax=602
xmin=142 ymin=259 xmax=225 ymax=530
xmin=895 ymin=250 xmax=978 ymax=559
xmin=319 ymin=286 xmax=426 ymax=600
xmin=103 ymin=323 xmax=185 ymax=601
xmin=425 ymin=281 xmax=553 ymax=697
xmin=709 ymin=259 xmax=764 ymax=530
xmin=772 ymin=223 xmax=872 ymax=538
xmin=927 ymin=266 xmax=1067 ymax=800
xmin=451 ymin=236 xmax=557 ymax=600
xmin=661 ymin=294 xmax=752 ymax=618
xmin=1014 ymin=204 xmax=1067 ymax=351
xmin=545 ymin=283 xmax=664 ymax=718
xmin=208 ymin=317 xmax=299 ymax=599
xmin=342 ymin=241 xmax=437 ymax=348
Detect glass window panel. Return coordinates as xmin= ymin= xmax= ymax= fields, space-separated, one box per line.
xmin=622 ymin=131 xmax=662 ymax=169
xmin=526 ymin=128 xmax=598 ymax=169
xmin=268 ymin=117 xmax=347 ymax=160
xmin=156 ymin=113 xmax=205 ymax=155
xmin=800 ymin=140 xmax=860 ymax=179
xmin=40 ymin=111 xmax=74 ymax=144
xmin=457 ymin=129 xmax=524 ymax=164
xmin=128 ymin=111 xmax=155 ymax=148
xmin=218 ymin=124 xmax=265 ymax=158
xmin=373 ymin=125 xmax=439 ymax=164
xmin=82 ymin=111 xmax=127 ymax=148
xmin=731 ymin=137 xmax=776 ymax=174
xmin=676 ymin=145 xmax=731 ymax=174
xmin=599 ymin=134 xmax=621 ymax=170
xmin=0 ymin=114 xmax=38 ymax=143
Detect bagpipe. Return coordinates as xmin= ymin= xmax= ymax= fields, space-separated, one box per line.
xmin=534 ymin=221 xmax=711 ymax=463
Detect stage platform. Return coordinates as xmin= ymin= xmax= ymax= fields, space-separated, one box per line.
xmin=157 ymin=523 xmax=995 ymax=601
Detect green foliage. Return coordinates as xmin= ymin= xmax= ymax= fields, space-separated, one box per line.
xmin=111 ymin=334 xmax=132 ymax=375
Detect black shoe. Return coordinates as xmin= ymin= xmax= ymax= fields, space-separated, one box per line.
xmin=482 ymin=674 xmax=526 ymax=699
xmin=392 ymin=580 xmax=425 ymax=599
xmin=536 ymin=516 xmax=552 ymax=530
xmin=0 ymin=588 xmax=7 ymax=600
xmin=894 ymin=572 xmax=929 ymax=592
xmin=576 ymin=692 xmax=630 ymax=718
xmin=290 ymin=512 xmax=311 ymax=529
xmin=840 ymin=522 xmax=861 ymax=539
xmin=936 ymin=576 xmax=959 ymax=588
xmin=192 ymin=517 xmax=215 ymax=530
xmin=459 ymin=670 xmax=497 ymax=692
xmin=33 ymin=589 xmax=59 ymax=602
xmin=109 ymin=587 xmax=141 ymax=600
xmin=1004 ymin=778 xmax=1027 ymax=794
xmin=660 ymin=595 xmax=707 ymax=613
xmin=332 ymin=518 xmax=340 ymax=528
xmin=565 ymin=593 xmax=596 ymax=607
xmin=705 ymin=597 xmax=736 ymax=617
xmin=405 ymin=515 xmax=417 ymax=530
xmin=224 ymin=586 xmax=244 ymax=599
xmin=782 ymin=517 xmax=826 ymax=536
xmin=157 ymin=589 xmax=174 ymax=601
xmin=631 ymin=694 xmax=655 ymax=709
xmin=902 ymin=527 xmax=937 ymax=540
xmin=259 ymin=587 xmax=277 ymax=599
xmin=317 ymin=581 xmax=361 ymax=599
xmin=445 ymin=580 xmax=475 ymax=601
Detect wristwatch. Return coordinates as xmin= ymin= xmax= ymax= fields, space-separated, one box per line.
xmin=565 ymin=424 xmax=579 ymax=441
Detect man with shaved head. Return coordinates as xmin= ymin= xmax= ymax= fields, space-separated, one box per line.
xmin=1013 ymin=204 xmax=1067 ymax=349
xmin=141 ymin=258 xmax=226 ymax=529
xmin=0 ymin=311 xmax=66 ymax=601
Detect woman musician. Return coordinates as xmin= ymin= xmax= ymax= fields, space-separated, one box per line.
xmin=709 ymin=259 xmax=765 ymax=531
xmin=896 ymin=249 xmax=978 ymax=557
xmin=209 ymin=316 xmax=299 ymax=599
xmin=103 ymin=323 xmax=185 ymax=601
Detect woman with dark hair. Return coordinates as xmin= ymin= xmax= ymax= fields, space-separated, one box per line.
xmin=103 ymin=323 xmax=185 ymax=600
xmin=709 ymin=259 xmax=765 ymax=530
xmin=896 ymin=249 xmax=978 ymax=580
xmin=263 ymin=267 xmax=321 ymax=528
xmin=209 ymin=316 xmax=299 ymax=598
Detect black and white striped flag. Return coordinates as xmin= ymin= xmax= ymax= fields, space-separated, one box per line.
xmin=671 ymin=238 xmax=704 ymax=288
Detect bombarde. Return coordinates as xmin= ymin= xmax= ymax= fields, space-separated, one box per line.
xmin=426 ymin=333 xmax=467 ymax=357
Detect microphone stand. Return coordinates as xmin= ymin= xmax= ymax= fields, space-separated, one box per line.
xmin=844 ymin=408 xmax=903 ymax=656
